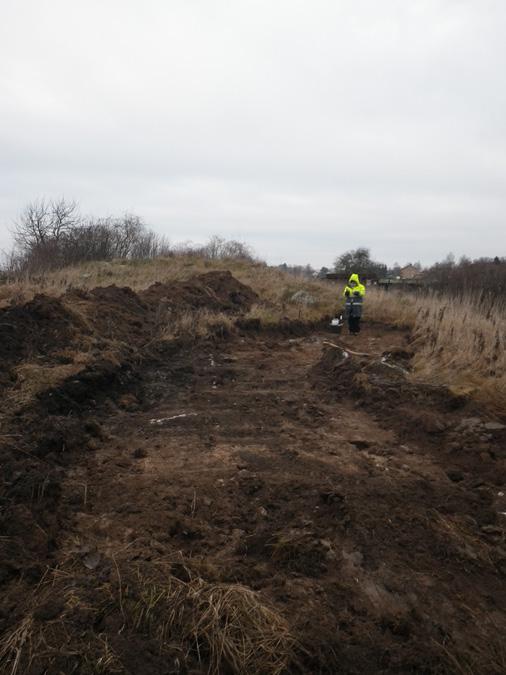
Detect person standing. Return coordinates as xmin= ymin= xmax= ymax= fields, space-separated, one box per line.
xmin=343 ymin=273 xmax=365 ymax=335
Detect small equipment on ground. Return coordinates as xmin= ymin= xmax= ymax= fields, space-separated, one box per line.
xmin=329 ymin=314 xmax=343 ymax=334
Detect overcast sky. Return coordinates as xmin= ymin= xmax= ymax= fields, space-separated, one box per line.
xmin=1 ymin=0 xmax=505 ymax=268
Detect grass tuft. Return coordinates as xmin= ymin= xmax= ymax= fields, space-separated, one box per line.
xmin=0 ymin=561 xmax=294 ymax=675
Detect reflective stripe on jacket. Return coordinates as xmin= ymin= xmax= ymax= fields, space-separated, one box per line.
xmin=344 ymin=293 xmax=363 ymax=318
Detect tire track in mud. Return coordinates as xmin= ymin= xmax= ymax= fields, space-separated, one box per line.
xmin=58 ymin=326 xmax=506 ymax=673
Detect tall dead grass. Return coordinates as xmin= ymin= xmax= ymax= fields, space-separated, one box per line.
xmin=366 ymin=288 xmax=506 ymax=412
xmin=157 ymin=308 xmax=235 ymax=341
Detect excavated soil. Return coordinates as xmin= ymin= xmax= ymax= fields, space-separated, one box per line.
xmin=1 ymin=274 xmax=506 ymax=674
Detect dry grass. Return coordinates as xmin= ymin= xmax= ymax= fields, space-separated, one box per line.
xmin=366 ymin=287 xmax=506 ymax=412
xmin=2 ymin=257 xmax=506 ymax=411
xmin=435 ymin=607 xmax=506 ymax=675
xmin=430 ymin=511 xmax=494 ymax=566
xmin=189 ymin=582 xmax=293 ymax=675
xmin=129 ymin=571 xmax=294 ymax=674
xmin=5 ymin=361 xmax=86 ymax=408
xmin=157 ymin=308 xmax=235 ymax=341
xmin=0 ymin=561 xmax=294 ymax=675
xmin=0 ymin=615 xmax=34 ymax=675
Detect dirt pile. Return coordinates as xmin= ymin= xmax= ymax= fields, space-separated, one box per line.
xmin=65 ymin=284 xmax=149 ymax=344
xmin=0 ymin=271 xmax=256 ymax=394
xmin=56 ymin=270 xmax=257 ymax=348
xmin=139 ymin=270 xmax=258 ymax=313
xmin=0 ymin=295 xmax=86 ymax=386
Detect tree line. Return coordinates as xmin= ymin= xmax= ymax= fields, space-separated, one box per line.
xmin=2 ymin=198 xmax=504 ymax=296
xmin=423 ymin=253 xmax=506 ymax=296
xmin=2 ymin=198 xmax=255 ymax=276
xmin=323 ymin=247 xmax=506 ymax=296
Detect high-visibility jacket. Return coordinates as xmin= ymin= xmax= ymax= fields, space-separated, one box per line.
xmin=343 ymin=273 xmax=365 ymax=318
xmin=343 ymin=273 xmax=366 ymax=298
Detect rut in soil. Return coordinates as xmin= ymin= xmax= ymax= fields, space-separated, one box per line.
xmin=57 ymin=327 xmax=506 ymax=673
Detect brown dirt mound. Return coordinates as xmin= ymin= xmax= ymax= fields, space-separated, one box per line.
xmin=140 ymin=270 xmax=258 ymax=313
xmin=0 ymin=294 xmax=84 ymax=373
xmin=55 ymin=272 xmax=257 ymax=348
xmin=64 ymin=285 xmax=149 ymax=345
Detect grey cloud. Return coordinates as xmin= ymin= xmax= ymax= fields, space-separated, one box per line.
xmin=1 ymin=0 xmax=505 ymax=267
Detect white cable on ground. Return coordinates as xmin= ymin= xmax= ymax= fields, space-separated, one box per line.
xmin=322 ymin=340 xmax=379 ymax=358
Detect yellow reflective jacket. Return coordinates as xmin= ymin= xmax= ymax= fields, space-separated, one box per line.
xmin=343 ymin=273 xmax=366 ymax=298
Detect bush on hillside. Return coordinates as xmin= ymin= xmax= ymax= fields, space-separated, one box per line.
xmin=3 ymin=200 xmax=255 ymax=276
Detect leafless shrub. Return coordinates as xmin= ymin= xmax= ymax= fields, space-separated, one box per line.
xmin=172 ymin=235 xmax=255 ymax=262
xmin=13 ymin=198 xmax=81 ymax=250
xmin=426 ymin=255 xmax=506 ymax=297
xmin=5 ymin=200 xmax=170 ymax=276
xmin=3 ymin=200 xmax=257 ymax=278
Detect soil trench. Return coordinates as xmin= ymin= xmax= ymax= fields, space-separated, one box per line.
xmin=56 ymin=326 xmax=506 ymax=673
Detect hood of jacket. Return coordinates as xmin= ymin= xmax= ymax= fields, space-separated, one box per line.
xmin=343 ymin=273 xmax=365 ymax=297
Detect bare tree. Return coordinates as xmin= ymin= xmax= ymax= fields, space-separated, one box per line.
xmin=4 ymin=197 xmax=260 ymax=278
xmin=50 ymin=198 xmax=81 ymax=239
xmin=12 ymin=198 xmax=80 ymax=251
xmin=199 ymin=235 xmax=254 ymax=261
xmin=334 ymin=247 xmax=387 ymax=278
xmin=13 ymin=199 xmax=51 ymax=249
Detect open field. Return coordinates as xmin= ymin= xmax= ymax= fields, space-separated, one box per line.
xmin=0 ymin=261 xmax=505 ymax=673
xmin=1 ymin=256 xmax=505 ymax=410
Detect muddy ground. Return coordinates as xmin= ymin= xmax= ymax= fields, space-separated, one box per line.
xmin=1 ymin=273 xmax=505 ymax=674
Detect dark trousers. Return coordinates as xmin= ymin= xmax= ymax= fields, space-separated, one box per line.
xmin=348 ymin=316 xmax=361 ymax=334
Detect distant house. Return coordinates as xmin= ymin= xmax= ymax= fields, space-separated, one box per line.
xmin=377 ymin=264 xmax=426 ymax=291
xmin=325 ymin=272 xmax=379 ymax=286
xmin=400 ymin=265 xmax=423 ymax=280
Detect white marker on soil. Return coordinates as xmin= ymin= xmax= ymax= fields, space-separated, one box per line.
xmin=149 ymin=413 xmax=198 ymax=425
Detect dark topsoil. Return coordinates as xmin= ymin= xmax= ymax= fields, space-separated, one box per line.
xmin=1 ymin=273 xmax=505 ymax=674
